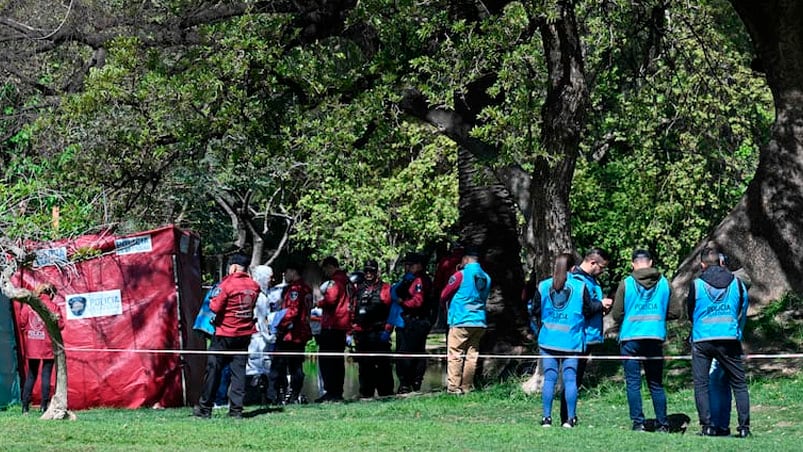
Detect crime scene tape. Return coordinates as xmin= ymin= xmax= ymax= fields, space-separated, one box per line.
xmin=61 ymin=347 xmax=803 ymax=361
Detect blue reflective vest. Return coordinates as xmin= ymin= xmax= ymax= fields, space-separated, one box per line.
xmin=692 ymin=277 xmax=747 ymax=342
xmin=572 ymin=271 xmax=604 ymax=344
xmin=619 ymin=276 xmax=670 ymax=342
xmin=447 ymin=262 xmax=491 ymax=327
xmin=537 ymin=277 xmax=586 ymax=353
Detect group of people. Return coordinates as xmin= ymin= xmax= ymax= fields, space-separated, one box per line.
xmin=531 ymin=246 xmax=750 ymax=437
xmin=192 ymin=248 xmax=493 ymax=419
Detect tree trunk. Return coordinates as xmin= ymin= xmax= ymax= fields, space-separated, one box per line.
xmin=457 ymin=147 xmax=529 ymax=377
xmin=521 ymin=0 xmax=589 ymax=278
xmin=672 ymin=1 xmax=803 ymax=306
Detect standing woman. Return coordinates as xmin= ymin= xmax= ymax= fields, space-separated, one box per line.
xmin=533 ymin=253 xmax=606 ymax=428
xmin=19 ymin=283 xmax=63 ymax=414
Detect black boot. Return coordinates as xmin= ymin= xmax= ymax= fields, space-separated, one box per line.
xmin=21 ymin=403 xmax=29 ymax=415
xmin=40 ymin=399 xmax=49 ymax=413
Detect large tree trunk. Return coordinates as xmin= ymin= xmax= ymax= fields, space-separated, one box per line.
xmin=672 ymin=1 xmax=803 ymax=305
xmin=457 ymin=147 xmax=529 ymax=377
xmin=522 ymin=0 xmax=589 ymax=278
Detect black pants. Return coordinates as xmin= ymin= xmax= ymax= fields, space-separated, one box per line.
xmin=318 ymin=329 xmax=346 ymax=397
xmin=22 ymin=358 xmax=54 ymax=407
xmin=355 ymin=331 xmax=394 ymax=397
xmin=268 ymin=341 xmax=306 ymax=401
xmin=396 ymin=318 xmax=431 ymax=391
xmin=691 ymin=340 xmax=750 ymax=430
xmin=560 ymin=343 xmax=601 ymax=423
xmin=198 ymin=335 xmax=250 ymax=415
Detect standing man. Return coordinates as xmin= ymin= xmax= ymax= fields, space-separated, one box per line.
xmin=316 ymin=256 xmax=352 ymax=402
xmin=440 ymin=247 xmax=491 ymax=395
xmin=194 ymin=253 xmax=260 ymax=419
xmin=269 ymin=262 xmax=312 ymax=405
xmin=394 ymin=252 xmax=433 ymax=394
xmin=352 ymin=259 xmax=394 ymax=398
xmin=611 ymin=249 xmax=680 ymax=432
xmin=688 ymin=246 xmax=750 ymax=438
xmin=563 ymin=248 xmax=613 ymax=425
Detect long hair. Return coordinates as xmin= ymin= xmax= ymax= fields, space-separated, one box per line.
xmin=551 ymin=253 xmax=576 ymax=291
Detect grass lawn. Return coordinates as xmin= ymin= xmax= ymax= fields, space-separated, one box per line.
xmin=2 ymin=371 xmax=802 ymax=451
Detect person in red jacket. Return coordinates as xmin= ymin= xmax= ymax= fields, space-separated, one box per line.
xmin=19 ymin=283 xmax=62 ymax=414
xmin=315 ymin=256 xmax=353 ymax=402
xmin=394 ymin=252 xmax=433 ymax=394
xmin=352 ymin=259 xmax=394 ymax=398
xmin=194 ymin=253 xmax=260 ymax=419
xmin=268 ymin=262 xmax=312 ymax=405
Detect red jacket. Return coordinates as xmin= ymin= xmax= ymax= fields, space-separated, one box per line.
xmin=320 ymin=269 xmax=353 ymax=330
xmin=19 ymin=294 xmax=63 ymax=360
xmin=278 ymin=279 xmax=313 ymax=344
xmin=400 ymin=271 xmax=432 ymax=316
xmin=210 ymin=272 xmax=260 ymax=337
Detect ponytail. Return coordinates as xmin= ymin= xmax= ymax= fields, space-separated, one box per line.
xmin=551 ymin=253 xmax=576 ymax=292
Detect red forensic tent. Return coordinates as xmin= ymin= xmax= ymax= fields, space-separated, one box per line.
xmin=13 ymin=225 xmax=206 ymax=410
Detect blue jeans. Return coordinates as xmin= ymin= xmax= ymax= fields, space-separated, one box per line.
xmin=621 ymin=340 xmax=668 ymax=427
xmin=541 ymin=349 xmax=578 ymax=419
xmin=709 ymin=359 xmax=732 ymax=430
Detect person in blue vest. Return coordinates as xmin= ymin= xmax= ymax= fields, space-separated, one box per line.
xmin=687 ymin=246 xmax=750 ymax=438
xmin=561 ymin=247 xmax=612 ymax=425
xmin=533 ymin=252 xmax=607 ymax=428
xmin=611 ymin=249 xmax=681 ymax=432
xmin=440 ymin=246 xmax=491 ymax=395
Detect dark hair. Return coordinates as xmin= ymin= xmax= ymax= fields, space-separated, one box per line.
xmin=228 ymin=253 xmax=250 ymax=268
xmin=321 ymin=256 xmax=339 ymax=268
xmin=584 ymin=247 xmax=611 ymax=263
xmin=700 ymin=246 xmax=721 ymax=266
xmin=285 ymin=261 xmax=304 ymax=273
xmin=552 ymin=252 xmax=576 ymax=291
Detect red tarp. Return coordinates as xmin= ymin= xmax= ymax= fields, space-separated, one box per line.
xmin=13 ymin=225 xmax=206 ymax=409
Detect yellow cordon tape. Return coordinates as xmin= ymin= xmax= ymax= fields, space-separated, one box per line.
xmin=61 ymin=347 xmax=803 ymax=361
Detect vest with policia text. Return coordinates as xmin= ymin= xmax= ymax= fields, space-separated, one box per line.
xmin=572 ymin=271 xmax=604 ymax=345
xmin=619 ymin=275 xmax=670 ymax=342
xmin=537 ymin=276 xmax=587 ymax=353
xmin=692 ymin=277 xmax=748 ymax=342
xmin=446 ymin=262 xmax=491 ymax=328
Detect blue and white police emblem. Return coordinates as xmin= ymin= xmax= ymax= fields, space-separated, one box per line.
xmin=448 ymin=275 xmax=457 ymax=285
xmin=290 ymin=291 xmax=299 ymax=301
xmin=415 ymin=283 xmax=422 ymax=292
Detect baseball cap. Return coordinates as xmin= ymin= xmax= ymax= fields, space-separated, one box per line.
xmin=631 ymin=249 xmax=652 ymax=260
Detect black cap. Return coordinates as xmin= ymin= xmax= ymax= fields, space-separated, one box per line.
xmin=363 ymin=259 xmax=379 ymax=272
xmin=464 ymin=246 xmax=481 ymax=258
xmin=228 ymin=253 xmax=250 ymax=268
xmin=404 ymin=252 xmax=426 ymax=265
xmin=631 ymin=249 xmax=652 ymax=260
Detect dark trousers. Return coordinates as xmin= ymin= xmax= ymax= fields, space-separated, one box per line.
xmin=621 ymin=340 xmax=668 ymax=427
xmin=691 ymin=340 xmax=750 ymax=430
xmin=560 ymin=343 xmax=601 ymax=423
xmin=22 ymin=358 xmax=54 ymax=407
xmin=396 ymin=318 xmax=431 ymax=391
xmin=318 ymin=329 xmax=346 ymax=397
xmin=268 ymin=341 xmax=306 ymax=401
xmin=355 ymin=331 xmax=394 ymax=397
xmin=198 ymin=335 xmax=250 ymax=415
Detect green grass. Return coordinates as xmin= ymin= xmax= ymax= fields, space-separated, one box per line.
xmin=2 ymin=373 xmax=803 ymax=451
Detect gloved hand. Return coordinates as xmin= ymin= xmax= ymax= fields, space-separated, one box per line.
xmin=379 ymin=330 xmax=391 ymax=343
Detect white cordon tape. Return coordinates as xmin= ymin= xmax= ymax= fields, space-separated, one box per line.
xmin=60 ymin=347 xmax=803 ymax=361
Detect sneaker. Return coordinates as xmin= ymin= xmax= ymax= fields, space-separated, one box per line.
xmin=213 ymin=403 xmax=229 ymax=410
xmin=397 ymin=386 xmax=412 ymax=395
xmin=735 ymin=427 xmax=751 ymax=438
xmin=541 ymin=416 xmax=553 ymax=427
xmin=562 ymin=417 xmax=578 ymax=428
xmin=632 ymin=423 xmax=646 ymax=432
xmin=446 ymin=388 xmax=464 ymax=395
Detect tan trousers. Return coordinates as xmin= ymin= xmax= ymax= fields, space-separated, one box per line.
xmin=447 ymin=326 xmax=485 ymax=393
